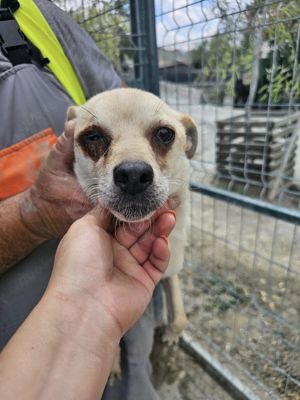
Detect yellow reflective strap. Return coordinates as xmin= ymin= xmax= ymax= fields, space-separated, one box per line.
xmin=15 ymin=0 xmax=86 ymax=105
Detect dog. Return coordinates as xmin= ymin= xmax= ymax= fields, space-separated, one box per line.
xmin=67 ymin=87 xmax=198 ymax=377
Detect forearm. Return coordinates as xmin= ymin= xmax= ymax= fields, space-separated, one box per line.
xmin=0 ymin=191 xmax=46 ymax=274
xmin=0 ymin=291 xmax=120 ymax=400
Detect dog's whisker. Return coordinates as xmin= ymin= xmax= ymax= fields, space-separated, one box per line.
xmin=113 ymin=218 xmax=119 ymax=239
xmin=167 ymin=177 xmax=185 ymax=183
xmin=153 ymin=99 xmax=164 ymax=116
xmin=85 ymin=177 xmax=100 ymax=182
xmin=74 ymin=116 xmax=97 ymax=124
xmin=79 ymin=105 xmax=100 ymax=125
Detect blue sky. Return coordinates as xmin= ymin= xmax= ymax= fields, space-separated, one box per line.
xmin=155 ymin=0 xmax=252 ymax=50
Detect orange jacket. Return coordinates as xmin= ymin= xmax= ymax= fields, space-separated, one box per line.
xmin=0 ymin=129 xmax=57 ymax=200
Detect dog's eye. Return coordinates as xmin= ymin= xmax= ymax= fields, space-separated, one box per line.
xmin=78 ymin=128 xmax=111 ymax=161
xmin=82 ymin=129 xmax=111 ymax=148
xmin=84 ymin=130 xmax=102 ymax=142
xmin=155 ymin=127 xmax=175 ymax=144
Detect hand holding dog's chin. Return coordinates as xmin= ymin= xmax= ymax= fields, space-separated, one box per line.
xmin=45 ymin=211 xmax=175 ymax=340
xmin=19 ymin=121 xmax=92 ymax=241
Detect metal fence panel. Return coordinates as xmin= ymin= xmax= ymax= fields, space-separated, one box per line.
xmin=156 ymin=1 xmax=300 ymax=398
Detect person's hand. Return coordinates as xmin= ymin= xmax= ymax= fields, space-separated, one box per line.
xmin=20 ymin=121 xmax=92 ymax=240
xmin=46 ymin=207 xmax=176 ymax=339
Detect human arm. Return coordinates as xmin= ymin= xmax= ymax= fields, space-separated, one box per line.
xmin=0 ymin=192 xmax=45 ymax=274
xmin=0 ymin=209 xmax=176 ymax=400
xmin=0 ymin=122 xmax=91 ymax=274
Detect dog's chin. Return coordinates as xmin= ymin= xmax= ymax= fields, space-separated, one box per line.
xmin=97 ymin=190 xmax=168 ymax=223
xmin=110 ymin=209 xmax=156 ymax=223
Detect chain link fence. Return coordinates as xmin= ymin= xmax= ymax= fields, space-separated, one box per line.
xmin=55 ymin=1 xmax=300 ymax=398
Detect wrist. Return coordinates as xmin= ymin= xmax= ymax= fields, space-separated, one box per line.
xmin=43 ymin=289 xmax=121 ymax=353
xmin=19 ymin=189 xmax=50 ymax=242
xmin=0 ymin=286 xmax=120 ymax=399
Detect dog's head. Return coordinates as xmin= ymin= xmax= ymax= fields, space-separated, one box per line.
xmin=68 ymin=88 xmax=198 ymax=222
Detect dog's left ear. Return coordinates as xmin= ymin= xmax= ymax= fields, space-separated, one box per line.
xmin=180 ymin=114 xmax=198 ymax=159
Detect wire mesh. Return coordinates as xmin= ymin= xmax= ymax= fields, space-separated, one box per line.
xmin=53 ymin=1 xmax=300 ymax=398
xmin=55 ymin=0 xmax=157 ymax=92
xmin=156 ymin=1 xmax=300 ymax=398
xmin=55 ymin=0 xmax=135 ymax=82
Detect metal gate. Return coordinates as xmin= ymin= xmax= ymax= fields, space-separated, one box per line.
xmin=55 ymin=1 xmax=300 ymax=398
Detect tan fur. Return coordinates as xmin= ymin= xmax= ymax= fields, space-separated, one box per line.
xmin=68 ymin=87 xmax=198 ymax=371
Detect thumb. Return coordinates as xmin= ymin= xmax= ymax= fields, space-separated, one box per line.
xmin=87 ymin=205 xmax=112 ymax=231
xmin=46 ymin=121 xmax=75 ymax=173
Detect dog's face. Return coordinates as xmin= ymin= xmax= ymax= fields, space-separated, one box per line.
xmin=68 ymin=88 xmax=197 ymax=222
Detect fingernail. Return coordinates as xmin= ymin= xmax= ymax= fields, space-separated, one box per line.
xmin=160 ymin=235 xmax=169 ymax=245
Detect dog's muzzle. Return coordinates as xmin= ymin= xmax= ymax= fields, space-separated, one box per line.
xmin=110 ymin=160 xmax=164 ymax=221
xmin=113 ymin=161 xmax=154 ymax=195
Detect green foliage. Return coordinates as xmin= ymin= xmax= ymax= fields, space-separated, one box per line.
xmin=191 ymin=0 xmax=300 ymax=105
xmin=192 ymin=31 xmax=253 ymax=98
xmin=69 ymin=0 xmax=132 ymax=70
xmin=258 ymin=1 xmax=300 ymax=104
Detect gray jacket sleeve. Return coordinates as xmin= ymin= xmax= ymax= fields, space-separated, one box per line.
xmin=35 ymin=0 xmax=122 ymax=99
xmin=0 ymin=52 xmax=12 ymax=74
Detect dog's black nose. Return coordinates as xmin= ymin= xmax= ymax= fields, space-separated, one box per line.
xmin=114 ymin=161 xmax=154 ymax=195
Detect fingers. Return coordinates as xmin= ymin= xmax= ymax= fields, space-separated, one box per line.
xmin=129 ymin=212 xmax=175 ymax=265
xmin=113 ymin=234 xmax=170 ymax=293
xmin=64 ymin=120 xmax=76 ymax=139
xmin=86 ymin=206 xmax=112 ymax=230
xmin=115 ymin=205 xmax=176 ymax=249
xmin=47 ymin=121 xmax=76 ymax=173
xmin=63 ymin=206 xmax=111 ymax=233
xmin=142 ymin=236 xmax=171 ymax=285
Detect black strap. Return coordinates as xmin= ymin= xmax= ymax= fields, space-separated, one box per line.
xmin=1 ymin=0 xmax=19 ymax=12
xmin=0 ymin=6 xmax=31 ymax=65
xmin=0 ymin=1 xmax=49 ymax=67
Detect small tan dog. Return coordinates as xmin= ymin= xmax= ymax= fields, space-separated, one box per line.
xmin=67 ymin=87 xmax=198 ymax=374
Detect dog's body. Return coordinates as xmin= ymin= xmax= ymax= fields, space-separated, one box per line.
xmin=68 ymin=88 xmax=198 ymax=372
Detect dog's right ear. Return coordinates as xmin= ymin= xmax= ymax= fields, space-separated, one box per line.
xmin=179 ymin=114 xmax=198 ymax=159
xmin=66 ymin=105 xmax=79 ymax=121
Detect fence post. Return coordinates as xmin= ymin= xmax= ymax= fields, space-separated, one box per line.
xmin=129 ymin=0 xmax=160 ymax=96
